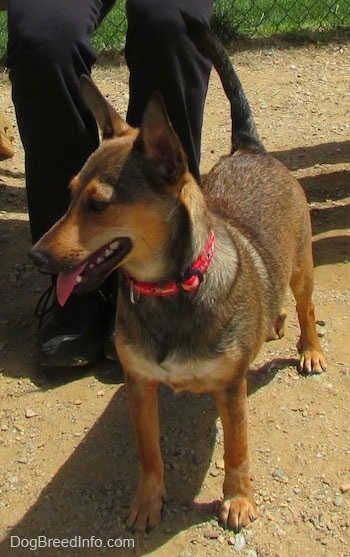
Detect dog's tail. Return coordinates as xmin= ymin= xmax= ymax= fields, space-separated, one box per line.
xmin=183 ymin=13 xmax=265 ymax=154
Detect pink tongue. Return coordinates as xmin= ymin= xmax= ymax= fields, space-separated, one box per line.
xmin=56 ymin=262 xmax=88 ymax=307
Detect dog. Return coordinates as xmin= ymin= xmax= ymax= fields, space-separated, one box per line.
xmin=29 ymin=18 xmax=326 ymax=533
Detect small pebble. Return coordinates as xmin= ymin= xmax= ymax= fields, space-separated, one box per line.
xmin=234 ymin=532 xmax=246 ymax=552
xmin=25 ymin=408 xmax=37 ymax=418
xmin=203 ymin=530 xmax=219 ymax=540
xmin=275 ymin=524 xmax=287 ymax=537
xmin=215 ymin=459 xmax=225 ymax=470
xmin=272 ymin=468 xmax=284 ymax=479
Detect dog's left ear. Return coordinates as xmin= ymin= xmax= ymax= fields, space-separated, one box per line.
xmin=80 ymin=75 xmax=131 ymax=140
xmin=137 ymin=92 xmax=188 ymax=185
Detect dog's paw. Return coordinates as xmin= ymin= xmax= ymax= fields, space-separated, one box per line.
xmin=219 ymin=496 xmax=258 ymax=532
xmin=126 ymin=487 xmax=165 ymax=533
xmin=297 ymin=340 xmax=327 ymax=375
xmin=298 ymin=346 xmax=327 ymax=375
xmin=266 ymin=311 xmax=287 ymax=341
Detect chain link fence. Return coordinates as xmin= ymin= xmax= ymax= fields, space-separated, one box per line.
xmin=0 ymin=0 xmax=349 ymax=58
xmin=93 ymin=0 xmax=350 ymax=52
xmin=211 ymin=0 xmax=350 ymax=41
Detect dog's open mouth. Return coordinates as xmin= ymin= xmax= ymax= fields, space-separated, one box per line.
xmin=56 ymin=237 xmax=131 ymax=306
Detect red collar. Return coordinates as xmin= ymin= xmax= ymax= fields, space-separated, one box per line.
xmin=124 ymin=230 xmax=215 ymax=302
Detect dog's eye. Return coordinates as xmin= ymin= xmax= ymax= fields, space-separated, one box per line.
xmin=88 ymin=198 xmax=109 ymax=213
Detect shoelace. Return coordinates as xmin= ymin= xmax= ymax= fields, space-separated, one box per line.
xmin=35 ymin=282 xmax=56 ymax=328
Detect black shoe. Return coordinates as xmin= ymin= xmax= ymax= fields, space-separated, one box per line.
xmin=36 ymin=284 xmax=113 ymax=367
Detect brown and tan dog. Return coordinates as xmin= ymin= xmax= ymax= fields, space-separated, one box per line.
xmin=29 ymin=19 xmax=326 ymax=533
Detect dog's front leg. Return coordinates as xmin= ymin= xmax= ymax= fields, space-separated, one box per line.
xmin=214 ymin=378 xmax=258 ymax=532
xmin=125 ymin=373 xmax=165 ymax=532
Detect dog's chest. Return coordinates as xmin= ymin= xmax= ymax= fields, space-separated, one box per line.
xmin=119 ymin=343 xmax=237 ymax=393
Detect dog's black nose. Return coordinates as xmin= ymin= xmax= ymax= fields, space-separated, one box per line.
xmin=28 ymin=248 xmax=49 ymax=269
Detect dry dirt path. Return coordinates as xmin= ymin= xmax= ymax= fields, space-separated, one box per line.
xmin=0 ymin=42 xmax=349 ymax=556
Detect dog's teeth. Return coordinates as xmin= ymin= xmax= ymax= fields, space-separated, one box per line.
xmin=76 ymin=275 xmax=82 ymax=284
xmin=105 ymin=248 xmax=113 ymax=257
xmin=109 ymin=240 xmax=120 ymax=250
xmin=96 ymin=257 xmax=104 ymax=265
xmin=89 ymin=263 xmax=95 ymax=270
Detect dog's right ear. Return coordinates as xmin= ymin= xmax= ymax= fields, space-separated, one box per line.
xmin=80 ymin=75 xmax=130 ymax=140
xmin=136 ymin=92 xmax=187 ymax=186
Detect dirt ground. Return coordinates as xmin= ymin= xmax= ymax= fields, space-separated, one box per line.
xmin=0 ymin=42 xmax=349 ymax=557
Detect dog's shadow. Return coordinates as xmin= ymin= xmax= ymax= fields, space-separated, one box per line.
xmin=0 ymin=357 xmax=293 ymax=556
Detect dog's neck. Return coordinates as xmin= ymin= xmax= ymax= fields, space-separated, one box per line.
xmin=124 ymin=228 xmax=215 ymax=299
xmin=122 ymin=175 xmax=213 ymax=287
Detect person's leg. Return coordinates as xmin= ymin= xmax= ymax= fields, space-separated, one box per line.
xmin=6 ymin=1 xmax=212 ymax=367
xmin=125 ymin=0 xmax=213 ymax=182
xmin=6 ymin=0 xmax=116 ymax=367
xmin=6 ymin=0 xmax=114 ymax=242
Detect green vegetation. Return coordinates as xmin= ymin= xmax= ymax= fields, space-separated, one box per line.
xmin=92 ymin=0 xmax=127 ymax=52
xmin=212 ymin=0 xmax=350 ymax=41
xmin=0 ymin=12 xmax=6 ymax=58
xmin=0 ymin=0 xmax=349 ymax=58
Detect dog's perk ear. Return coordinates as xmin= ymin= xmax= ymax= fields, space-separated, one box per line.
xmin=80 ymin=75 xmax=130 ymax=140
xmin=138 ymin=92 xmax=187 ymax=185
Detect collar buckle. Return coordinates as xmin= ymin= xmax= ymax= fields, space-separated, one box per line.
xmin=129 ymin=280 xmax=141 ymax=304
xmin=179 ymin=268 xmax=204 ymax=292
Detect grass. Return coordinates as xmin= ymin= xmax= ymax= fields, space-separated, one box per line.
xmin=0 ymin=0 xmax=349 ymax=59
xmin=92 ymin=0 xmax=127 ymax=53
xmin=212 ymin=0 xmax=350 ymax=41
xmin=0 ymin=12 xmax=6 ymax=59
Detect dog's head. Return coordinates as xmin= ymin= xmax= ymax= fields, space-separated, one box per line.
xmin=29 ymin=76 xmax=193 ymax=305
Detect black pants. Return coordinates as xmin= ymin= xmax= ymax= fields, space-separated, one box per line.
xmin=6 ymin=0 xmax=213 ymax=243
